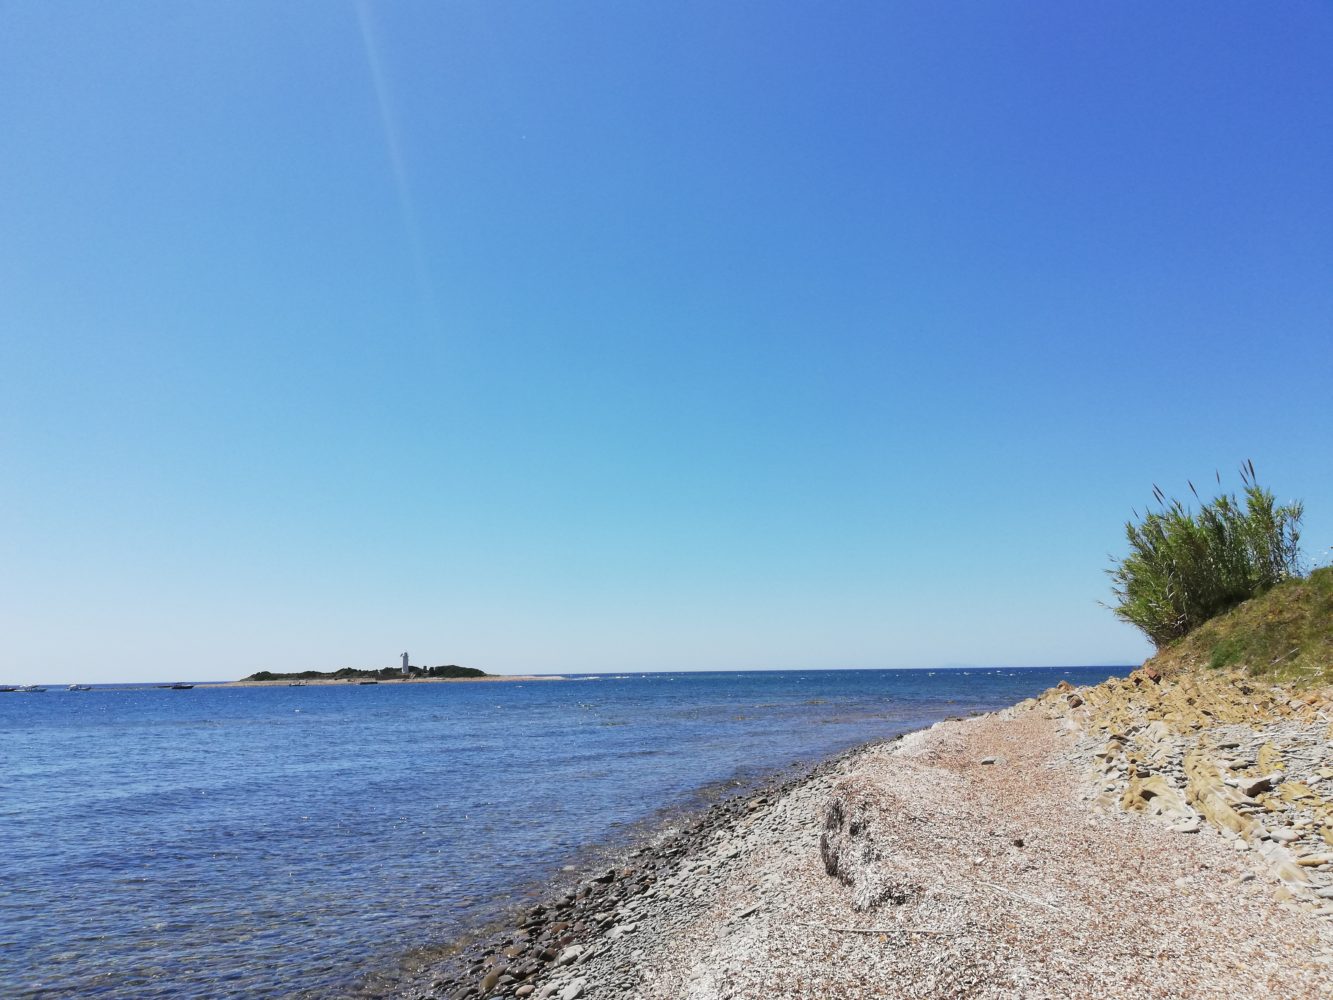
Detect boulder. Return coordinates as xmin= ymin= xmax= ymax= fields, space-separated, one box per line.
xmin=1234 ymin=773 xmax=1283 ymax=798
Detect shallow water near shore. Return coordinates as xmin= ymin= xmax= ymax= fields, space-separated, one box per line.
xmin=1 ymin=667 xmax=1118 ymax=998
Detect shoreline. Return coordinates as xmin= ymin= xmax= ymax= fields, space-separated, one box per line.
xmin=355 ymin=749 xmax=838 ymax=997
xmin=388 ymin=673 xmax=1333 ymax=999
xmin=383 ymin=711 xmax=991 ymax=1000
xmin=386 ymin=733 xmax=908 ymax=1000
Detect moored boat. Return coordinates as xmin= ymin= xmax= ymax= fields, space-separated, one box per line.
xmin=68 ymin=684 xmax=93 ymax=691
xmin=17 ymin=685 xmax=47 ymax=692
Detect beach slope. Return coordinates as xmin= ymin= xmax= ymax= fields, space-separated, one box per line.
xmin=450 ymin=688 xmax=1333 ymax=1000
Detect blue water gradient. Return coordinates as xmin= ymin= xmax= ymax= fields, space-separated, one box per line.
xmin=0 ymin=667 xmax=1118 ymax=998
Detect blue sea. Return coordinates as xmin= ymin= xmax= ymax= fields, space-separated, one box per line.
xmin=1 ymin=667 xmax=1118 ymax=998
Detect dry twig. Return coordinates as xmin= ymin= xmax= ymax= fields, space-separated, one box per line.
xmin=797 ymin=921 xmax=956 ymax=936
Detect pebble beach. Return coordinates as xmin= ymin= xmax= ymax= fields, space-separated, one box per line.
xmin=409 ymin=669 xmax=1333 ymax=1000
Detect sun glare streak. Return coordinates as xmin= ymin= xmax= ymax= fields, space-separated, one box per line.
xmin=354 ymin=0 xmax=439 ymax=327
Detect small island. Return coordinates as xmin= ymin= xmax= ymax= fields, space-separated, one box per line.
xmin=243 ymin=664 xmax=488 ymax=682
xmin=223 ymin=660 xmax=562 ymax=685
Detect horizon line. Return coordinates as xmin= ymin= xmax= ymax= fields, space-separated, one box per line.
xmin=9 ymin=663 xmax=1139 ymax=687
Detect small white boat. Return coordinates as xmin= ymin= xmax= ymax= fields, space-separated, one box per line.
xmin=68 ymin=684 xmax=92 ymax=691
xmin=17 ymin=685 xmax=47 ymax=693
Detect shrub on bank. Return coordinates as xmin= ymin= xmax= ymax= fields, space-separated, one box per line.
xmin=1108 ymin=462 xmax=1304 ymax=646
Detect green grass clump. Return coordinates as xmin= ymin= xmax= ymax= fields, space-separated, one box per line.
xmin=1108 ymin=463 xmax=1303 ymax=647
xmin=1147 ymin=567 xmax=1333 ymax=687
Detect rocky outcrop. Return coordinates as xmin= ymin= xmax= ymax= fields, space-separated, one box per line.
xmin=1022 ymin=668 xmax=1333 ymax=915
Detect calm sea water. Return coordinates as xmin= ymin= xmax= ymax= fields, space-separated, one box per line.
xmin=1 ymin=667 xmax=1118 ymax=998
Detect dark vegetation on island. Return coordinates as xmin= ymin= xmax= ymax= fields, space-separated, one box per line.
xmin=1107 ymin=462 xmax=1330 ymax=686
xmin=243 ymin=665 xmax=487 ymax=682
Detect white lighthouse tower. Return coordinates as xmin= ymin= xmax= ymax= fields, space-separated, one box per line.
xmin=401 ymin=651 xmax=410 ymax=675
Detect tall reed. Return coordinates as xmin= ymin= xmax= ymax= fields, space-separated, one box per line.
xmin=1108 ymin=462 xmax=1304 ymax=647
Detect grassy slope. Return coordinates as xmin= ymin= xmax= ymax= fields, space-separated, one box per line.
xmin=1145 ymin=566 xmax=1333 ymax=687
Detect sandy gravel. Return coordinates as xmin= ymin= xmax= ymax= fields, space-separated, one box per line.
xmin=562 ymin=711 xmax=1333 ymax=1000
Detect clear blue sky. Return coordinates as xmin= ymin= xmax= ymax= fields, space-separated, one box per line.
xmin=2 ymin=2 xmax=1330 ymax=683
